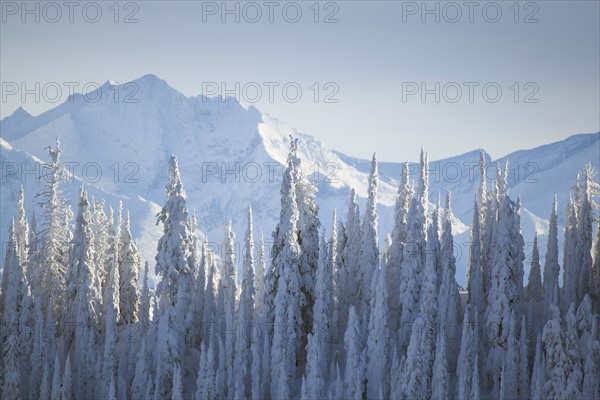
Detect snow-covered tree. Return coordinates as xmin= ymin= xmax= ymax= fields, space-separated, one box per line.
xmin=402 ymin=214 xmax=439 ymax=400
xmin=544 ymin=195 xmax=561 ymax=319
xmin=65 ymin=187 xmax=101 ymax=348
xmin=255 ymin=234 xmax=266 ymax=318
xmin=431 ymin=331 xmax=450 ymax=400
xmin=485 ymin=194 xmax=525 ymax=390
xmin=269 ymin=151 xmax=304 ymax=399
xmin=575 ymin=164 xmax=595 ymax=305
xmin=289 ymin=137 xmax=321 ymax=371
xmin=119 ymin=210 xmax=141 ymax=324
xmin=530 ymin=334 xmax=545 ymax=400
xmin=28 ymin=300 xmax=45 ymax=399
xmin=101 ymin=257 xmax=119 ymax=400
xmin=501 ymin=312 xmax=519 ymax=400
xmin=37 ymin=137 xmax=73 ymax=323
xmin=195 ymin=342 xmax=216 ymax=400
xmin=358 ymin=153 xmax=379 ymax=323
xmin=438 ymin=191 xmax=461 ymax=368
xmin=366 ymin=261 xmax=390 ymax=398
xmin=171 ymin=363 xmax=183 ymax=400
xmin=592 ymin=216 xmax=600 ymax=301
xmin=518 ymin=315 xmax=530 ymax=399
xmin=336 ymin=188 xmax=361 ymax=338
xmin=526 ymin=234 xmax=543 ymax=301
xmin=131 ymin=339 xmax=149 ymax=400
xmin=15 ymin=185 xmax=29 ymax=264
xmin=1 ymin=221 xmax=29 ymax=400
xmin=582 ymin=352 xmax=599 ymax=400
xmin=562 ymin=197 xmax=579 ymax=312
xmin=62 ymin=353 xmax=73 ymax=400
xmin=388 ymin=162 xmax=412 ymax=335
xmin=563 ymin=304 xmax=583 ymax=398
xmin=398 ymin=196 xmax=425 ymax=352
xmin=543 ymin=305 xmax=568 ymax=399
xmin=456 ymin=305 xmax=477 ymax=400
xmin=50 ymin=353 xmax=61 ymax=400
xmin=302 ymin=229 xmax=334 ymax=400
xmin=139 ymin=261 xmax=151 ymax=336
xmin=153 ymin=155 xmax=194 ymax=399
xmin=477 ymin=150 xmax=487 ymax=227
xmin=26 ymin=210 xmax=38 ymax=294
xmin=466 ymin=197 xmax=485 ymax=344
xmin=221 ymin=219 xmax=237 ymax=397
xmin=72 ymin=283 xmax=99 ymax=400
xmin=343 ymin=306 xmax=365 ymax=400
xmin=234 ymin=205 xmax=256 ymax=400
xmin=91 ymin=199 xmax=110 ymax=302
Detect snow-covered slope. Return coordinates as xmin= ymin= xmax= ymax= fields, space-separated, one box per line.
xmin=1 ymin=74 xmax=598 ymax=285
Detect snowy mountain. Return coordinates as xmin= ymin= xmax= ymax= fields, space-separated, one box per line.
xmin=1 ymin=74 xmax=598 ymax=285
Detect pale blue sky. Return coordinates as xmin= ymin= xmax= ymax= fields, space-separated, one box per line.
xmin=1 ymin=1 xmax=599 ymax=161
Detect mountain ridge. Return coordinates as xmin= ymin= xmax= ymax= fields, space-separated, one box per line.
xmin=1 ymin=74 xmax=598 ymax=285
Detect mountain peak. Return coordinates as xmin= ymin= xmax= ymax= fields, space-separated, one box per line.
xmin=0 ymin=106 xmax=33 ymax=133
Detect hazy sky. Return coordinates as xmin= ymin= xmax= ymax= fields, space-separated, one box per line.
xmin=1 ymin=0 xmax=599 ymax=161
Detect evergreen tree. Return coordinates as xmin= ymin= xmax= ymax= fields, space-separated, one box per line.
xmin=526 ymin=234 xmax=543 ymax=301
xmin=51 ymin=353 xmax=61 ymax=400
xmin=65 ymin=187 xmax=101 ymax=348
xmin=403 ymin=215 xmax=439 ymax=400
xmin=131 ymin=339 xmax=149 ymax=400
xmin=234 ymin=206 xmax=256 ymax=400
xmin=269 ymin=153 xmax=304 ymax=399
xmin=456 ymin=305 xmax=477 ymax=400
xmin=26 ymin=210 xmax=39 ymax=295
xmin=431 ymin=331 xmax=450 ymax=400
xmin=530 ymin=334 xmax=544 ymax=400
xmin=398 ymin=197 xmax=425 ymax=353
xmin=562 ymin=197 xmax=579 ymax=311
xmin=485 ymin=195 xmax=525 ymax=391
xmin=343 ymin=306 xmax=365 ymax=400
xmin=336 ymin=188 xmax=361 ymax=338
xmin=221 ymin=219 xmax=237 ymax=397
xmin=575 ymin=164 xmax=595 ymax=305
xmin=563 ymin=304 xmax=583 ymax=398
xmin=101 ymin=258 xmax=119 ymax=400
xmin=15 ymin=185 xmax=29 ymax=265
xmin=518 ymin=315 xmax=530 ymax=399
xmin=62 ymin=353 xmax=73 ymax=400
xmin=302 ymin=230 xmax=334 ymax=399
xmin=195 ymin=342 xmax=216 ymax=400
xmin=171 ymin=363 xmax=183 ymax=400
xmin=387 ymin=162 xmax=412 ymax=335
xmin=544 ymin=195 xmax=561 ymax=319
xmin=290 ymin=137 xmax=321 ymax=371
xmin=438 ymin=191 xmax=461 ymax=369
xmin=466 ymin=197 xmax=485 ymax=363
xmin=501 ymin=312 xmax=519 ymax=400
xmin=366 ymin=262 xmax=390 ymax=398
xmin=153 ymin=155 xmax=194 ymax=399
xmin=1 ymin=221 xmax=28 ymax=400
xmin=543 ymin=305 xmax=568 ymax=399
xmin=119 ymin=210 xmax=141 ymax=324
xmin=37 ymin=137 xmax=73 ymax=323
xmin=358 ymin=153 xmax=379 ymax=323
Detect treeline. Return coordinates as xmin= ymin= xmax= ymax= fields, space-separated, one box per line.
xmin=0 ymin=137 xmax=599 ymax=400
